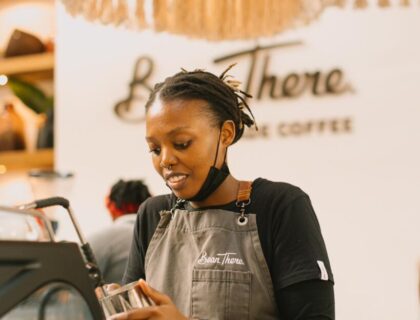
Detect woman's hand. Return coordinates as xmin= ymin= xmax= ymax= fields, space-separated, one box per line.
xmin=110 ymin=279 xmax=187 ymax=320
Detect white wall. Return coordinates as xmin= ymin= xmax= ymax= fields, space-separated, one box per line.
xmin=57 ymin=4 xmax=420 ymax=319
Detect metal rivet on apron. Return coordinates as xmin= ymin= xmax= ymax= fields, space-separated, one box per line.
xmin=237 ymin=215 xmax=248 ymax=226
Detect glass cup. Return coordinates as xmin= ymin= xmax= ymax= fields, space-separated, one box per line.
xmin=99 ymin=282 xmax=154 ymax=318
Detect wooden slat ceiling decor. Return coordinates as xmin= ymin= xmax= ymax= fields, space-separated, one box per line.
xmin=60 ymin=0 xmax=417 ymax=41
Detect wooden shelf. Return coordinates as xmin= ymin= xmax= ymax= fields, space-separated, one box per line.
xmin=0 ymin=149 xmax=53 ymax=172
xmin=0 ymin=53 xmax=55 ymax=174
xmin=0 ymin=52 xmax=54 ymax=76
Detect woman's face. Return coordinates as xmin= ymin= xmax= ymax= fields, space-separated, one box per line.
xmin=146 ymin=98 xmax=227 ymax=199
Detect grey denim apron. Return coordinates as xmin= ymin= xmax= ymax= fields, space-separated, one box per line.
xmin=144 ymin=182 xmax=279 ymax=319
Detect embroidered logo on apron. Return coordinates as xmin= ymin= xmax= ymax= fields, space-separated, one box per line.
xmin=197 ymin=251 xmax=245 ymax=266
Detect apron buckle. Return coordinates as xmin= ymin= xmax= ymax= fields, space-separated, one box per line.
xmin=236 ymin=199 xmax=251 ymax=226
xmin=235 ymin=181 xmax=252 ymax=226
xmin=171 ymin=198 xmax=186 ymax=219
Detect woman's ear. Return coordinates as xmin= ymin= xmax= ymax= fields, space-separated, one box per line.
xmin=221 ymin=120 xmax=236 ymax=147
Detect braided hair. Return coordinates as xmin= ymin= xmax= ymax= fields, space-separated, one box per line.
xmin=145 ymin=64 xmax=257 ymax=144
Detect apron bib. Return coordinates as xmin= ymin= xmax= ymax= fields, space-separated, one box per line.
xmin=144 ymin=182 xmax=279 ymax=319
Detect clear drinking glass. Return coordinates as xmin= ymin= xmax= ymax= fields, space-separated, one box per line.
xmin=99 ymin=282 xmax=154 ymax=318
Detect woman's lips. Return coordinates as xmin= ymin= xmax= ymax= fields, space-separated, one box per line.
xmin=166 ymin=174 xmax=188 ymax=190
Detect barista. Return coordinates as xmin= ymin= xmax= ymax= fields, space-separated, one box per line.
xmin=118 ymin=66 xmax=335 ymax=319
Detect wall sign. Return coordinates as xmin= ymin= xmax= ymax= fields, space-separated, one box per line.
xmin=114 ymin=41 xmax=354 ymax=139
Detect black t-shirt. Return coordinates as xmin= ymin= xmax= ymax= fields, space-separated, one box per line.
xmin=123 ymin=178 xmax=335 ymax=318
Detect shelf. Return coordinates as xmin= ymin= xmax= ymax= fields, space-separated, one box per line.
xmin=0 ymin=149 xmax=53 ymax=172
xmin=0 ymin=52 xmax=54 ymax=76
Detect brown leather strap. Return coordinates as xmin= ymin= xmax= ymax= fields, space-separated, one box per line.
xmin=236 ymin=181 xmax=252 ymax=203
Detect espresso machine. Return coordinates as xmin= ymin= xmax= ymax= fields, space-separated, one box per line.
xmin=0 ymin=197 xmax=106 ymax=320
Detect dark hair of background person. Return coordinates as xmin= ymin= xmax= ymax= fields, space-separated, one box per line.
xmin=106 ymin=179 xmax=151 ymax=220
xmin=144 ymin=67 xmax=257 ymax=144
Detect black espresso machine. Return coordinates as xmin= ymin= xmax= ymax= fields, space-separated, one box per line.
xmin=0 ymin=197 xmax=107 ymax=320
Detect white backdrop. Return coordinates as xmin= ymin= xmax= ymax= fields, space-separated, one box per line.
xmin=57 ymin=4 xmax=420 ymax=319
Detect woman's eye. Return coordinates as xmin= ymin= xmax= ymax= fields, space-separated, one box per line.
xmin=174 ymin=141 xmax=191 ymax=150
xmin=149 ymin=147 xmax=161 ymax=155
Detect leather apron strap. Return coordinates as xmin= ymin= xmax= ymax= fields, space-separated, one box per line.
xmin=236 ymin=181 xmax=252 ymax=203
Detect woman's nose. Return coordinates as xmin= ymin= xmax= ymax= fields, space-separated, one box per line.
xmin=159 ymin=149 xmax=177 ymax=170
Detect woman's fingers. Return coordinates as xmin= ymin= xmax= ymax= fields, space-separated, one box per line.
xmin=109 ymin=307 xmax=156 ymax=320
xmin=107 ymin=282 xmax=187 ymax=320
xmin=95 ymin=287 xmax=104 ymax=299
xmin=138 ymin=279 xmax=171 ymax=305
xmin=109 ymin=305 xmax=187 ymax=320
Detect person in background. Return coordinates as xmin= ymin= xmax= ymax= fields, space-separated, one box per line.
xmin=89 ymin=179 xmax=151 ymax=284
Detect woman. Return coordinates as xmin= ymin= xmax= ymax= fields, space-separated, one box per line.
xmin=118 ymin=66 xmax=335 ymax=319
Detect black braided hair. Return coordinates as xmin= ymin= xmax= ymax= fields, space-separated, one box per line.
xmin=109 ymin=179 xmax=152 ymax=210
xmin=145 ymin=64 xmax=257 ymax=144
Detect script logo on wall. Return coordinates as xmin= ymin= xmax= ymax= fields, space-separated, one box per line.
xmin=214 ymin=41 xmax=351 ymax=100
xmin=114 ymin=56 xmax=154 ymax=123
xmin=114 ymin=41 xmax=355 ymax=138
xmin=213 ymin=41 xmax=354 ymax=139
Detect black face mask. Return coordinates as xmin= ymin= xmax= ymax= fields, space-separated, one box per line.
xmin=185 ymin=128 xmax=230 ymax=202
xmin=166 ymin=128 xmax=228 ymax=202
xmin=185 ymin=162 xmax=230 ymax=202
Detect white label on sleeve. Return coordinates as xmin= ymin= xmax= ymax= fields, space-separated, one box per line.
xmin=317 ymin=260 xmax=329 ymax=281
